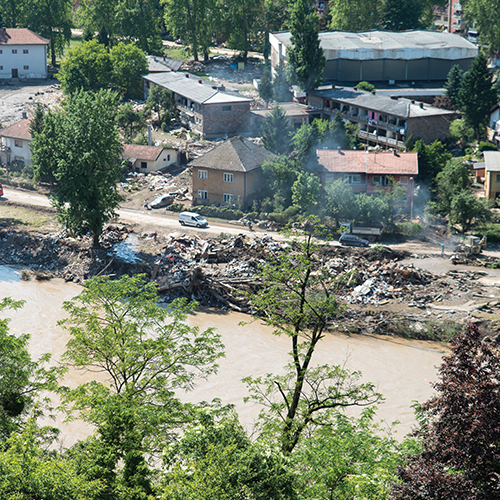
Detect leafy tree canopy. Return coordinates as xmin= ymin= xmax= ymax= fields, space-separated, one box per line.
xmin=109 ymin=42 xmax=148 ymax=99
xmin=463 ymin=0 xmax=500 ymax=54
xmin=330 ymin=0 xmax=384 ymax=31
xmin=444 ymin=64 xmax=464 ymax=109
xmin=261 ymin=104 xmax=293 ymax=155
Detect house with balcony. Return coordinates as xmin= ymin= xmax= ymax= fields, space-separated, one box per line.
xmin=434 ymin=1 xmax=469 ymax=36
xmin=307 ymin=86 xmax=456 ymax=148
xmin=0 ymin=118 xmax=32 ymax=166
xmin=483 ymin=151 xmax=500 ymax=200
xmin=190 ymin=136 xmax=275 ymax=209
xmin=315 ymin=149 xmax=419 ymax=208
xmin=0 ymin=28 xmax=49 ymax=80
xmin=487 ymin=104 xmax=500 ymax=148
xmin=142 ymin=72 xmax=253 ymax=140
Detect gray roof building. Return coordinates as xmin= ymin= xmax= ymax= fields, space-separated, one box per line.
xmin=146 ymin=55 xmax=184 ymax=73
xmin=270 ymin=30 xmax=478 ymax=82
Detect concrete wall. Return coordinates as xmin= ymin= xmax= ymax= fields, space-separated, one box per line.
xmin=0 ymin=44 xmax=47 ymax=79
xmin=406 ymin=115 xmax=452 ymax=143
xmin=200 ymin=102 xmax=251 ymax=140
xmin=132 ymin=149 xmax=178 ymax=173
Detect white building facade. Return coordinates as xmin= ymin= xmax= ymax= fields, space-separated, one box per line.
xmin=0 ymin=28 xmax=49 ymax=80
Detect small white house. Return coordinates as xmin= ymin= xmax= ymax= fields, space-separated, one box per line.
xmin=0 ymin=28 xmax=49 ymax=80
xmin=122 ymin=144 xmax=178 ymax=173
xmin=0 ymin=119 xmax=32 ymax=166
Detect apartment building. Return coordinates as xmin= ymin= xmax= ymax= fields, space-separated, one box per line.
xmin=307 ymin=86 xmax=455 ymax=148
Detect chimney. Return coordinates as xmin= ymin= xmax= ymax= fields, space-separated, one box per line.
xmin=185 ymin=74 xmax=189 ymax=78
xmin=21 ymin=111 xmax=27 ymax=119
xmin=198 ymin=79 xmax=202 ymax=84
xmin=147 ymin=125 xmax=152 ymax=146
xmin=371 ymin=90 xmax=376 ymax=95
xmin=354 ymin=86 xmax=358 ymax=91
xmin=419 ymin=102 xmax=424 ymax=108
xmin=411 ymin=100 xmax=415 ymax=104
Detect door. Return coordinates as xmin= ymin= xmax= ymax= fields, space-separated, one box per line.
xmin=11 ymin=68 xmax=18 ymax=78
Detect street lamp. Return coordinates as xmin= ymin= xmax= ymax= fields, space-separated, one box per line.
xmin=409 ymin=177 xmax=414 ymax=222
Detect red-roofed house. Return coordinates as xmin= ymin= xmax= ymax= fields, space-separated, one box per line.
xmin=122 ymin=144 xmax=178 ymax=173
xmin=0 ymin=28 xmax=50 ymax=80
xmin=316 ymin=149 xmax=418 ymax=207
xmin=0 ymin=119 xmax=32 ymax=166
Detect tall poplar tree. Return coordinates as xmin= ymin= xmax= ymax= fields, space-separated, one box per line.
xmin=444 ymin=64 xmax=464 ymax=109
xmin=458 ymin=53 xmax=497 ymax=140
xmin=286 ymin=0 xmax=325 ymax=91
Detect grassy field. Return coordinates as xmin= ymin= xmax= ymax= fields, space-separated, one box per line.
xmin=0 ymin=205 xmax=55 ymax=230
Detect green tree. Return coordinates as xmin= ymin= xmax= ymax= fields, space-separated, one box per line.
xmin=287 ymin=0 xmax=325 ymax=91
xmin=0 ymin=0 xmax=27 ymax=27
xmin=292 ymin=408 xmax=402 ymax=500
xmin=0 ymin=422 xmax=103 ymax=500
xmin=261 ymin=104 xmax=292 ymax=155
xmin=463 ymin=0 xmax=500 ymax=54
xmin=219 ymin=0 xmax=261 ymax=59
xmin=29 ymin=102 xmax=45 ymax=137
xmin=273 ymin=60 xmax=293 ymax=102
xmin=444 ymin=64 xmax=464 ymax=109
xmin=261 ymin=155 xmax=301 ymax=210
xmin=160 ymin=409 xmax=295 ymax=500
xmin=109 ymin=42 xmax=148 ymax=98
xmin=324 ymin=178 xmax=356 ymax=227
xmin=244 ymin=220 xmax=381 ymax=454
xmin=116 ymin=103 xmax=146 ymax=142
xmin=291 ymin=171 xmax=321 ymax=213
xmin=59 ymin=275 xmax=224 ymax=499
xmin=330 ymin=0 xmax=384 ymax=31
xmin=163 ymin=0 xmax=218 ymax=61
xmin=354 ymin=192 xmax=389 ymax=224
xmin=458 ymin=52 xmax=498 ymax=140
xmin=24 ymin=0 xmax=73 ymax=67
xmin=357 ymin=81 xmax=376 ymax=92
xmin=263 ymin=0 xmax=291 ymax=58
xmin=115 ymin=0 xmax=163 ymax=53
xmin=144 ymin=86 xmax=178 ymax=128
xmin=413 ymin=139 xmax=452 ymax=187
xmin=57 ymin=40 xmax=113 ymax=94
xmin=435 ymin=158 xmax=471 ymax=215
xmin=258 ymin=62 xmax=273 ymax=106
xmin=449 ymin=119 xmax=475 ymax=148
xmin=383 ymin=0 xmax=445 ymax=30
xmin=0 ymin=298 xmax=62 ymax=440
xmin=449 ymin=191 xmax=491 ymax=233
xmin=31 ymin=89 xmax=123 ymax=246
xmin=391 ymin=323 xmax=500 ymax=499
xmin=76 ymin=0 xmax=117 ymax=47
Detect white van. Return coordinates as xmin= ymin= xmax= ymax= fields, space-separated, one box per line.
xmin=179 ymin=211 xmax=208 ymax=228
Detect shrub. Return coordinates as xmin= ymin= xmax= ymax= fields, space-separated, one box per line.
xmin=194 ymin=205 xmax=244 ymax=220
xmin=396 ymin=222 xmax=424 ymax=237
xmin=478 ymin=223 xmax=500 ymax=242
xmin=165 ymin=202 xmax=185 ymax=212
xmin=478 ymin=141 xmax=498 ymax=152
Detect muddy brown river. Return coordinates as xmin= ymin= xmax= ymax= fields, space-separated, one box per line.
xmin=0 ymin=265 xmax=447 ymax=446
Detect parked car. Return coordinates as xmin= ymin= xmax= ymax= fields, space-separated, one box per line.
xmin=150 ymin=194 xmax=174 ymax=209
xmin=210 ymin=54 xmax=228 ymax=61
xmin=0 ymin=182 xmax=3 ymax=197
xmin=339 ymin=233 xmax=370 ymax=247
xmin=174 ymin=39 xmax=183 ymax=45
xmin=179 ymin=211 xmax=208 ymax=228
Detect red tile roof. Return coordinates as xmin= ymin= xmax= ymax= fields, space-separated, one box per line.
xmin=317 ymin=149 xmax=418 ymax=175
xmin=0 ymin=28 xmax=49 ymax=45
xmin=0 ymin=119 xmax=32 ymax=140
xmin=122 ymin=144 xmax=165 ymax=161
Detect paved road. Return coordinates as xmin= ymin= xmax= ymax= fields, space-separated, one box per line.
xmin=2 ymin=186 xmax=272 ymax=239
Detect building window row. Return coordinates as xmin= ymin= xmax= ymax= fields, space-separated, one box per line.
xmin=223 ymin=193 xmax=233 ymax=203
xmin=198 ymin=169 xmax=207 ymax=179
xmin=198 ymin=190 xmax=208 ymax=199
xmin=223 ymin=172 xmax=233 ymax=183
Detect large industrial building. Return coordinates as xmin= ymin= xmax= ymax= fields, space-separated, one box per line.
xmin=270 ymin=30 xmax=478 ymax=83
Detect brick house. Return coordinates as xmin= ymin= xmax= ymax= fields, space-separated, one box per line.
xmin=0 ymin=28 xmax=50 ymax=79
xmin=307 ymin=86 xmax=455 ymax=148
xmin=190 ymin=136 xmax=275 ymax=209
xmin=122 ymin=144 xmax=178 ymax=173
xmin=483 ymin=151 xmax=500 ymax=200
xmin=315 ymin=149 xmax=419 ymax=208
xmin=142 ymin=72 xmax=253 ymax=140
xmin=0 ymin=118 xmax=32 ymax=166
xmin=250 ymin=101 xmax=312 ymax=133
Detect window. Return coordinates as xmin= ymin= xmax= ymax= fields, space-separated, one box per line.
xmin=373 ymin=175 xmax=388 ymax=186
xmin=167 ymin=154 xmax=170 ymax=161
xmin=223 ymin=172 xmax=233 ymax=183
xmin=140 ymin=161 xmax=147 ymax=169
xmin=198 ymin=190 xmax=208 ymax=199
xmin=12 ymin=49 xmax=17 ymax=54
xmin=223 ymin=193 xmax=233 ymax=203
xmin=0 ymin=66 xmax=3 ymax=70
xmin=222 ymin=105 xmax=232 ymax=111
xmin=0 ymin=50 xmax=2 ymax=54
xmin=23 ymin=65 xmax=29 ymax=70
xmin=399 ymin=176 xmax=408 ymax=185
xmin=23 ymin=49 xmax=28 ymax=54
xmin=496 ymin=174 xmax=500 ymax=183
xmin=198 ymin=170 xmax=208 ymax=179
xmin=345 ymin=174 xmax=362 ymax=184
xmin=14 ymin=139 xmax=22 ymax=148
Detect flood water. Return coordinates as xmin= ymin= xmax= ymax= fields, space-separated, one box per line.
xmin=0 ymin=265 xmax=447 ymax=446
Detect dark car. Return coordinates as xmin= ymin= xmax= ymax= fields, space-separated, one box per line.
xmin=339 ymin=233 xmax=370 ymax=247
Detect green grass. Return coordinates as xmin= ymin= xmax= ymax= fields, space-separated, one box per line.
xmin=0 ymin=205 xmax=53 ymax=228
xmin=164 ymin=46 xmax=191 ymax=61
